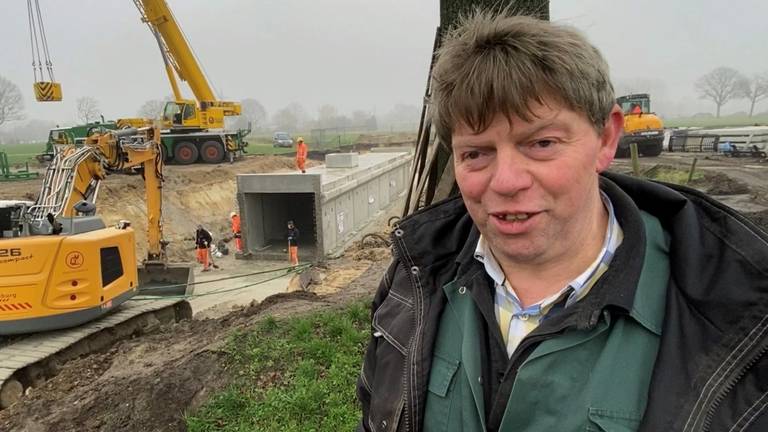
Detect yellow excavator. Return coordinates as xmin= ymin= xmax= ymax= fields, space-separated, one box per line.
xmin=0 ymin=125 xmax=192 ymax=335
xmin=615 ymin=93 xmax=665 ymax=158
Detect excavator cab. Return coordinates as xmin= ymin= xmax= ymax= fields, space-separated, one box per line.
xmin=617 ymin=94 xmax=652 ymax=115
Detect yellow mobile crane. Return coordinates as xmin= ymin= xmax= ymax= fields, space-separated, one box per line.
xmin=0 ymin=126 xmax=192 ymax=335
xmin=35 ymin=0 xmax=250 ymax=164
xmin=119 ymin=0 xmax=249 ymax=164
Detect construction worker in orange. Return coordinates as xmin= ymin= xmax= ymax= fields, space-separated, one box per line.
xmin=230 ymin=211 xmax=242 ymax=253
xmin=287 ymin=220 xmax=300 ymax=266
xmin=295 ymin=137 xmax=308 ymax=173
xmin=631 ymin=103 xmax=642 ymax=115
xmin=195 ymin=225 xmax=213 ymax=272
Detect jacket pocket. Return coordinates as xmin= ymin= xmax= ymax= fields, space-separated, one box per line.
xmin=424 ymin=353 xmax=460 ymax=432
xmin=372 ymin=292 xmax=413 ymax=355
xmin=585 ymin=408 xmax=642 ymax=432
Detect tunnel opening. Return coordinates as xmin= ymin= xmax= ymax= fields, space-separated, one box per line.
xmin=243 ymin=192 xmax=318 ymax=261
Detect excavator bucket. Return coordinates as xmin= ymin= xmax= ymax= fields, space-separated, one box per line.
xmin=33 ymin=81 xmax=62 ymax=102
xmin=137 ymin=262 xmax=195 ymax=297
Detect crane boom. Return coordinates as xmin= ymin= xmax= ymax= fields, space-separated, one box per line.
xmin=135 ymin=0 xmax=215 ymax=102
xmin=132 ymin=0 xmax=241 ymax=125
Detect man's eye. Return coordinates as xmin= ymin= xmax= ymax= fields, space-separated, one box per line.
xmin=534 ymin=139 xmax=554 ymax=148
xmin=462 ymin=150 xmax=481 ymax=160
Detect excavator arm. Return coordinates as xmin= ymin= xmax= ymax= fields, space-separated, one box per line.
xmin=30 ymin=126 xmax=167 ymax=263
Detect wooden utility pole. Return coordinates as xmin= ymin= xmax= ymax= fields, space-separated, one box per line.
xmin=403 ymin=1 xmax=550 ymax=216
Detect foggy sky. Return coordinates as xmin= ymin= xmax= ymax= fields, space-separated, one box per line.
xmin=1 ymin=0 xmax=767 ymax=128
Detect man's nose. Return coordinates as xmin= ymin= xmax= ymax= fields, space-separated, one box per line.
xmin=488 ymin=150 xmax=533 ymax=196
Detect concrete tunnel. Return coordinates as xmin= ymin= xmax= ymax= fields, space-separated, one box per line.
xmin=236 ymin=151 xmax=412 ymax=262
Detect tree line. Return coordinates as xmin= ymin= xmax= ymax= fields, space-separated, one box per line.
xmin=695 ymin=67 xmax=768 ymax=118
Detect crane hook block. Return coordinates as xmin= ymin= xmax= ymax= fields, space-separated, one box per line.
xmin=33 ymin=81 xmax=62 ymax=102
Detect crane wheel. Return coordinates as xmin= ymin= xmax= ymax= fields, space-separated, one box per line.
xmin=173 ymin=141 xmax=199 ymax=165
xmin=200 ymin=141 xmax=225 ymax=164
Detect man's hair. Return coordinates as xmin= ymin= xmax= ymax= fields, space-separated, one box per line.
xmin=430 ymin=11 xmax=616 ymax=145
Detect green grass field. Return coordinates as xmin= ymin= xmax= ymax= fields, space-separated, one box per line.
xmin=246 ymin=131 xmax=363 ymax=155
xmin=0 ymin=142 xmax=46 ymax=165
xmin=185 ymin=301 xmax=370 ymax=432
xmin=664 ymin=114 xmax=768 ymax=129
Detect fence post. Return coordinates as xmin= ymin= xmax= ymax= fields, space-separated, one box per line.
xmin=630 ymin=143 xmax=641 ymax=176
xmin=687 ymin=158 xmax=698 ymax=184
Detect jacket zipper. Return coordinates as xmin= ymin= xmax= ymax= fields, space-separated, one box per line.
xmin=390 ymin=232 xmax=411 ymax=432
xmin=683 ymin=315 xmax=768 ymax=432
xmin=700 ymin=340 xmax=768 ymax=431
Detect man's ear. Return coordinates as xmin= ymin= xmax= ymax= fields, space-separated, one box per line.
xmin=596 ymin=104 xmax=624 ymax=172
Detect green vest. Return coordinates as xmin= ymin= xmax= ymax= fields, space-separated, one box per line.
xmin=423 ymin=212 xmax=669 ymax=432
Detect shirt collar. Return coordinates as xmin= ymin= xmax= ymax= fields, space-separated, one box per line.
xmin=474 ymin=190 xmax=622 ymax=312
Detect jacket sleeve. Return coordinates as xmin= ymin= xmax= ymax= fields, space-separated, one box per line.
xmin=357 ymin=259 xmax=398 ymax=431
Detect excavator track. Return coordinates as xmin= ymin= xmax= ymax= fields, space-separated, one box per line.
xmin=0 ymin=297 xmax=191 ymax=409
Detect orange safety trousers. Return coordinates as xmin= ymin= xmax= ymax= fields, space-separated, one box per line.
xmin=289 ymin=246 xmax=299 ymax=266
xmin=296 ymin=158 xmax=306 ymax=172
xmin=196 ymin=247 xmax=210 ymax=269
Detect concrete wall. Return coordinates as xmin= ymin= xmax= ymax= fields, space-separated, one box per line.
xmin=237 ymin=152 xmax=411 ymax=261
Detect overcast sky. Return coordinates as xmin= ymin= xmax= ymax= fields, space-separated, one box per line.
xmin=1 ymin=0 xmax=767 ymax=127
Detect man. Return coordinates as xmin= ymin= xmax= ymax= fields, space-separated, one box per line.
xmin=195 ymin=224 xmax=212 ymax=272
xmin=296 ymin=137 xmax=308 ymax=173
xmin=631 ymin=103 xmax=642 ymax=115
xmin=357 ymin=12 xmax=768 ymax=432
xmin=287 ymin=220 xmax=300 ymax=266
xmin=230 ymin=211 xmax=242 ymax=253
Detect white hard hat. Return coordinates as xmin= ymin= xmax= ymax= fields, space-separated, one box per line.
xmin=230 ymin=212 xmax=236 ymax=218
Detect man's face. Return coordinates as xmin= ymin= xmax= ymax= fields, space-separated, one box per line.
xmin=451 ymin=99 xmax=622 ymax=266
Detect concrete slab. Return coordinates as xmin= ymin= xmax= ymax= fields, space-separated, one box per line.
xmin=187 ymin=256 xmax=295 ymax=319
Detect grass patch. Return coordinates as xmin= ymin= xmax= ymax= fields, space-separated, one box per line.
xmin=643 ymin=164 xmax=702 ymax=185
xmin=185 ymin=301 xmax=371 ymax=432
xmin=246 ymin=143 xmax=296 ymax=155
xmin=0 ymin=142 xmax=47 ymax=165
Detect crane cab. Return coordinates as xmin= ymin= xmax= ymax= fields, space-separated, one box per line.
xmin=162 ymin=100 xmax=227 ymax=130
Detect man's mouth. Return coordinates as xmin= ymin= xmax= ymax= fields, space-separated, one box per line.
xmin=492 ymin=212 xmax=536 ymax=221
xmin=498 ymin=213 xmax=530 ymax=221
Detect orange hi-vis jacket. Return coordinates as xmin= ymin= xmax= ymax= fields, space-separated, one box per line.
xmin=296 ymin=142 xmax=308 ymax=162
xmin=231 ymin=214 xmax=241 ymax=234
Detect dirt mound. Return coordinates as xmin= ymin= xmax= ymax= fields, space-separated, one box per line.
xmin=693 ymin=171 xmax=751 ymax=195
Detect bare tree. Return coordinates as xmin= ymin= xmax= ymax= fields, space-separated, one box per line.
xmin=137 ymin=99 xmax=168 ymax=119
xmin=272 ymin=107 xmax=298 ymax=132
xmin=76 ymin=97 xmax=101 ymax=123
xmin=695 ymin=67 xmax=749 ymax=117
xmin=741 ymin=73 xmax=768 ymax=117
xmin=317 ymin=104 xmax=339 ymax=128
xmin=0 ymin=75 xmax=25 ymax=127
xmin=232 ymin=98 xmax=267 ymax=131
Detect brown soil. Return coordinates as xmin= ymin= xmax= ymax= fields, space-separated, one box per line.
xmin=691 ymin=171 xmax=752 ymax=195
xmin=0 ymin=256 xmax=388 ymax=432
